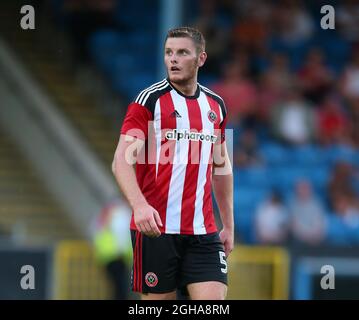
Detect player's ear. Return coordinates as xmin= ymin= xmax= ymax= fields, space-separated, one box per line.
xmin=198 ymin=51 xmax=207 ymax=67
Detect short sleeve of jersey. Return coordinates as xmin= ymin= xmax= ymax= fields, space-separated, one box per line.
xmin=220 ymin=114 xmax=227 ymax=143
xmin=219 ymin=102 xmax=228 ymax=144
xmin=120 ymin=102 xmax=153 ymax=140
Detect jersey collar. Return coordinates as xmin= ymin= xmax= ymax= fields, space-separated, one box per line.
xmin=166 ymin=78 xmax=200 ymax=99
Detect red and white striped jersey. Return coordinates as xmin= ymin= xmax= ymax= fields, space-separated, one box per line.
xmin=121 ymin=78 xmax=227 ymax=235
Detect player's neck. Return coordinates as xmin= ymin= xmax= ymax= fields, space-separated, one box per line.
xmin=169 ymin=78 xmax=198 ymax=97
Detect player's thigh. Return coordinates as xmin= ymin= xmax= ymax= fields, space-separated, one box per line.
xmin=141 ymin=291 xmax=177 ymax=300
xmin=180 ymin=233 xmax=228 ymax=296
xmin=187 ymin=281 xmax=227 ymax=300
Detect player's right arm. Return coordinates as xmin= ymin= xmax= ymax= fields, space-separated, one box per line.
xmin=112 ymin=102 xmax=163 ymax=237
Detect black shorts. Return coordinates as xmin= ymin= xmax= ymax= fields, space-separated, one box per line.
xmin=130 ymin=230 xmax=228 ymax=294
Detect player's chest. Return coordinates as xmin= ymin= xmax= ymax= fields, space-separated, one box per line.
xmin=154 ymin=103 xmax=219 ymax=131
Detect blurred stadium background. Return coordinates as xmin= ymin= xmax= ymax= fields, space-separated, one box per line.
xmin=0 ymin=0 xmax=358 ymax=299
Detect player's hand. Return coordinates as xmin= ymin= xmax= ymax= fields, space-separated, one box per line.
xmin=133 ymin=203 xmax=163 ymax=237
xmin=219 ymin=228 xmax=234 ymax=257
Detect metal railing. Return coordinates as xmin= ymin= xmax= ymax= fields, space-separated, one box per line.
xmin=53 ymin=241 xmax=112 ymax=300
xmin=227 ymin=245 xmax=290 ymax=299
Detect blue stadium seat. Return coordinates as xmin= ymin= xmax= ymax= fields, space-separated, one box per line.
xmin=317 ymin=33 xmax=350 ymax=68
xmin=309 ymin=166 xmax=331 ymax=193
xmin=89 ymin=31 xmax=131 ymax=74
xmin=244 ymin=166 xmax=270 ymax=188
xmin=234 ymin=214 xmax=256 ymax=244
xmin=233 ymin=192 xmax=257 ymax=244
xmin=268 ymin=36 xmax=311 ymax=71
xmin=349 ymin=225 xmax=359 ymax=244
xmin=112 ymin=72 xmax=157 ymax=101
xmin=290 ymin=145 xmax=327 ymax=167
xmin=258 ymin=143 xmax=290 ymax=166
xmin=128 ymin=31 xmax=156 ymax=50
xmin=327 ymin=144 xmax=357 ymax=166
xmin=234 ymin=186 xmax=269 ymax=215
xmin=268 ymin=166 xmax=310 ymax=191
xmin=198 ymin=75 xmax=218 ymax=87
xmin=114 ymin=0 xmax=158 ymax=31
xmin=325 ymin=214 xmax=353 ymax=246
xmin=89 ymin=30 xmax=127 ymax=61
xmin=354 ymin=151 xmax=359 ymax=166
xmin=234 ymin=166 xmax=270 ymax=189
xmin=89 ymin=30 xmax=128 ymax=52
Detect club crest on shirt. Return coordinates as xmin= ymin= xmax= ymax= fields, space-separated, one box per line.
xmin=207 ymin=110 xmax=218 ymax=123
xmin=145 ymin=272 xmax=158 ymax=287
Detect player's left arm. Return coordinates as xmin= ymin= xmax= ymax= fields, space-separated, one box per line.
xmin=212 ymin=141 xmax=234 ymax=257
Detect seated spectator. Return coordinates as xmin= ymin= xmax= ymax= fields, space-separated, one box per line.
xmin=211 ymin=57 xmax=258 ymax=127
xmin=328 ymin=162 xmax=356 ymax=206
xmin=231 ymin=0 xmax=271 ymax=53
xmin=271 ymin=86 xmax=316 ymax=144
xmin=255 ymin=191 xmax=290 ymax=244
xmin=191 ymin=0 xmax=231 ymax=76
xmin=317 ymin=94 xmax=350 ymax=145
xmin=332 ymin=192 xmax=359 ymax=229
xmin=271 ymin=0 xmax=314 ymax=47
xmin=340 ymin=49 xmax=359 ymax=103
xmin=337 ymin=0 xmax=359 ymax=46
xmin=297 ymin=48 xmax=334 ymax=104
xmin=347 ymin=97 xmax=359 ymax=147
xmin=257 ymin=53 xmax=294 ymax=122
xmin=289 ymin=180 xmax=327 ymax=245
xmin=234 ymin=129 xmax=263 ymax=167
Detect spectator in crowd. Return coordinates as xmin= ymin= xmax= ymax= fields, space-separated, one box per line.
xmin=92 ymin=200 xmax=132 ymax=300
xmin=271 ymin=86 xmax=316 ymax=144
xmin=340 ymin=49 xmax=359 ymax=103
xmin=332 ymin=192 xmax=359 ymax=229
xmin=337 ymin=0 xmax=359 ymax=46
xmin=255 ymin=191 xmax=290 ymax=244
xmin=289 ymin=180 xmax=327 ymax=246
xmin=211 ymin=55 xmax=258 ymax=127
xmin=328 ymin=161 xmax=359 ymax=231
xmin=348 ymin=97 xmax=359 ymax=147
xmin=191 ymin=0 xmax=230 ymax=76
xmin=230 ymin=0 xmax=271 ymax=54
xmin=271 ymin=0 xmax=314 ymax=47
xmin=317 ymin=95 xmax=350 ymax=146
xmin=328 ymin=162 xmax=357 ymax=208
xmin=297 ymin=48 xmax=334 ymax=104
xmin=257 ymin=53 xmax=294 ymax=122
xmin=234 ymin=129 xmax=263 ymax=167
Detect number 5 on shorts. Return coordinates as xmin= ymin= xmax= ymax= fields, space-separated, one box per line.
xmin=219 ymin=251 xmax=227 ymax=273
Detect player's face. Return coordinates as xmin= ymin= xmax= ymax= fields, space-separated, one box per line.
xmin=164 ymin=37 xmax=206 ymax=85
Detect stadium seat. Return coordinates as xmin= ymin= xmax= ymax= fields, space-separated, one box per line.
xmin=268 ymin=166 xmax=308 ymax=190
xmin=234 ymin=186 xmax=269 ymax=213
xmin=325 ymin=214 xmax=353 ymax=246
xmin=258 ymin=143 xmax=290 ymax=166
xmin=349 ymin=225 xmax=359 ymax=244
xmin=290 ymin=145 xmax=326 ymax=167
xmin=112 ymin=72 xmax=157 ymax=101
xmin=234 ymin=166 xmax=270 ymax=189
xmin=128 ymin=31 xmax=156 ymax=51
xmin=309 ymin=166 xmax=330 ymax=192
xmin=89 ymin=32 xmax=131 ymax=74
xmin=327 ymin=144 xmax=357 ymax=166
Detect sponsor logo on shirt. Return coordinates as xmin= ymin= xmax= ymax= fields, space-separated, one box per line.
xmin=165 ymin=129 xmax=218 ymax=143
